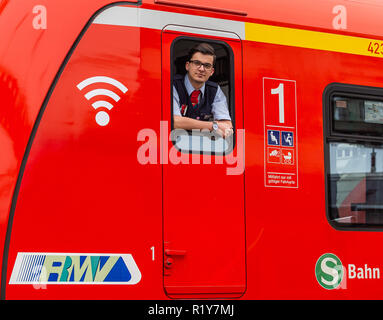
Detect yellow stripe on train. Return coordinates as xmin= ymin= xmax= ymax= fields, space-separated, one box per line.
xmin=245 ymin=22 xmax=383 ymax=58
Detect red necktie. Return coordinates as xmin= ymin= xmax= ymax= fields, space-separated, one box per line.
xmin=190 ymin=90 xmax=200 ymax=107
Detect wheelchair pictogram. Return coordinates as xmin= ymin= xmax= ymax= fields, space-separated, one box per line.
xmin=281 ymin=131 xmax=294 ymax=147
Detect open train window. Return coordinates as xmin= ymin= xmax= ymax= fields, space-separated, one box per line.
xmin=324 ymin=83 xmax=383 ymax=230
xmin=170 ymin=37 xmax=235 ymax=154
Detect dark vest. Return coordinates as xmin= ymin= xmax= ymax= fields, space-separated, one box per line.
xmin=173 ymin=74 xmax=218 ymax=121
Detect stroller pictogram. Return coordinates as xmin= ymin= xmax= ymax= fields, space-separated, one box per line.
xmin=282 ymin=150 xmax=294 ymax=165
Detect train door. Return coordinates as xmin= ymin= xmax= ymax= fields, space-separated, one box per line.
xmin=161 ymin=26 xmax=246 ymax=299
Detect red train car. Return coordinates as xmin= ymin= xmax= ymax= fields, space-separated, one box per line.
xmin=1 ymin=0 xmax=383 ymax=300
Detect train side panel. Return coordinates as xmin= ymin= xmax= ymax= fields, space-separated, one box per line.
xmin=3 ymin=0 xmax=383 ymax=300
xmin=4 ymin=12 xmax=165 ymax=299
xmin=0 ymin=0 xmax=141 ymax=299
xmin=243 ymin=37 xmax=383 ymax=298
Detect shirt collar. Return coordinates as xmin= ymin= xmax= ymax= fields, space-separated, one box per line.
xmin=184 ymin=74 xmax=205 ymax=97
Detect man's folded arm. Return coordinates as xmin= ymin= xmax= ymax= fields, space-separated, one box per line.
xmin=173 ymin=115 xmax=213 ymax=130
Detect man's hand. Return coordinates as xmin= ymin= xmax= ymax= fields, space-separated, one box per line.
xmin=215 ymin=120 xmax=233 ymax=138
xmin=173 ymin=116 xmax=233 ymax=138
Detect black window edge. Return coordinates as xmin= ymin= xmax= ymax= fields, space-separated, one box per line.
xmin=169 ymin=36 xmax=236 ymax=156
xmin=323 ymin=82 xmax=383 ymax=232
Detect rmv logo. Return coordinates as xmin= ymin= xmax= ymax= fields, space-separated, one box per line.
xmin=9 ymin=253 xmax=141 ymax=285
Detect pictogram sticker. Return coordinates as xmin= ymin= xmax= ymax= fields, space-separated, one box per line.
xmin=267 ymin=130 xmax=280 ymax=146
xmin=263 ymin=78 xmax=298 ymax=188
xmin=281 ymin=131 xmax=294 ymax=147
xmin=281 ymin=149 xmax=294 ymax=165
xmin=267 ymin=147 xmax=282 ymax=164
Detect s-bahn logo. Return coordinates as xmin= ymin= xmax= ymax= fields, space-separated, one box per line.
xmin=315 ymin=253 xmax=381 ymax=290
xmin=315 ymin=253 xmax=344 ymax=290
xmin=9 ymin=253 xmax=141 ymax=285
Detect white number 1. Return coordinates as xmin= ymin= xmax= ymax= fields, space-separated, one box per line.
xmin=271 ymin=83 xmax=285 ymax=123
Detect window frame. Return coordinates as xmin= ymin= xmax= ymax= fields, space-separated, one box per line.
xmin=169 ymin=36 xmax=236 ymax=156
xmin=324 ymin=82 xmax=383 ymax=231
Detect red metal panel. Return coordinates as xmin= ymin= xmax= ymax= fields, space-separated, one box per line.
xmin=145 ymin=0 xmax=383 ymax=38
xmin=5 ymin=24 xmax=165 ymax=299
xmin=153 ymin=0 xmax=247 ymax=16
xmin=0 ymin=0 xmax=141 ymax=297
xmin=243 ymin=40 xmax=383 ymax=299
xmin=2 ymin=0 xmax=383 ymax=301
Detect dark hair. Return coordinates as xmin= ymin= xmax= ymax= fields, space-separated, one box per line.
xmin=188 ymin=43 xmax=216 ymax=65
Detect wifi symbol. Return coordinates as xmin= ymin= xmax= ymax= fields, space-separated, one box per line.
xmin=77 ymin=76 xmax=128 ymax=126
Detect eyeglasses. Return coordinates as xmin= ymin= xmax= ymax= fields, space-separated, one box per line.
xmin=189 ymin=60 xmax=213 ymax=70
